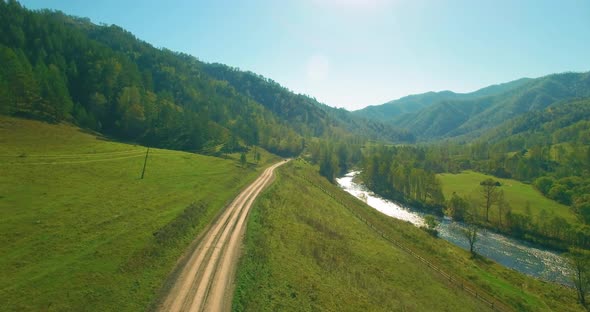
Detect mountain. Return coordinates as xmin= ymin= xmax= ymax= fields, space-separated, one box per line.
xmin=353 ymin=78 xmax=531 ymax=122
xmin=2 ymin=1 xmax=586 ymax=157
xmin=451 ymin=97 xmax=590 ymax=207
xmin=0 ymin=1 xmax=412 ymax=159
xmin=354 ymin=90 xmax=462 ymax=122
xmin=479 ymin=97 xmax=590 ymax=148
xmin=201 ymin=63 xmax=415 ymax=142
xmin=357 ymin=73 xmax=590 ymax=141
xmin=445 ymin=72 xmax=590 ymax=139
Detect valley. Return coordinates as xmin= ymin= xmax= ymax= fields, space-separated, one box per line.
xmin=234 ymin=160 xmax=582 ymax=311
xmin=2 ymin=1 xmax=590 ymax=311
xmin=337 ymin=172 xmax=570 ymax=285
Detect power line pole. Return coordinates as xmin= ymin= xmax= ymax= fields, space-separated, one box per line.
xmin=141 ymin=147 xmax=150 ymax=179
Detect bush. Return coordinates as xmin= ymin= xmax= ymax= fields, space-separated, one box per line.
xmin=422 ymin=214 xmax=439 ymax=237
xmin=533 ymin=176 xmax=554 ymax=195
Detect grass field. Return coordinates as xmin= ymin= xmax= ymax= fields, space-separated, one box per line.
xmin=0 ymin=116 xmax=279 ymax=311
xmin=233 ymin=160 xmax=487 ymax=311
xmin=234 ymin=160 xmax=584 ymax=311
xmin=437 ymin=171 xmax=577 ymax=224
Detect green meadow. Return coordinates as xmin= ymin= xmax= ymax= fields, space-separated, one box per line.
xmin=1 ymin=116 xmax=583 ymax=312
xmin=0 ymin=116 xmax=278 ymax=311
xmin=234 ymin=160 xmax=583 ymax=311
xmin=437 ymin=171 xmax=577 ymax=223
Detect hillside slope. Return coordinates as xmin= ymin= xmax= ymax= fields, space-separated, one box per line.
xmin=202 ymin=63 xmax=415 ymax=142
xmin=234 ymin=160 xmax=583 ymax=311
xmin=0 ymin=1 xmax=413 ymax=159
xmin=0 ymin=116 xmax=278 ymax=311
xmin=355 ymin=72 xmax=590 ymax=141
xmin=353 ymin=78 xmax=531 ymax=122
xmin=478 ymin=97 xmax=590 ymax=147
xmin=442 ymin=72 xmax=590 ymax=139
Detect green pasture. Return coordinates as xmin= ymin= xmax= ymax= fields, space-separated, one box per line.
xmin=0 ymin=116 xmax=278 ymax=311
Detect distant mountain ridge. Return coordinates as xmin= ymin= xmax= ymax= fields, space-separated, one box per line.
xmin=478 ymin=97 xmax=590 ymax=147
xmin=354 ymin=78 xmax=532 ymax=122
xmin=354 ymin=73 xmax=590 ymax=141
xmin=2 ymin=1 xmax=588 ymax=149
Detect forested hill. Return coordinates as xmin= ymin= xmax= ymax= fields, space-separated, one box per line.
xmin=0 ymin=1 xmax=411 ymax=157
xmin=353 ymin=78 xmax=531 ymax=122
xmin=356 ymin=73 xmax=590 ymax=141
xmin=459 ymin=97 xmax=590 ymax=183
xmin=201 ymin=63 xmax=414 ymax=142
xmin=479 ymin=98 xmax=590 ymax=148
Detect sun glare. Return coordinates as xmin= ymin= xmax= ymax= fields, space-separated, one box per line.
xmin=312 ymin=0 xmax=393 ymax=10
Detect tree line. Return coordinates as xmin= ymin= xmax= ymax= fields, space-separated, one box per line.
xmin=346 ymin=138 xmax=590 ymax=250
xmin=411 ymin=99 xmax=590 ymax=249
xmin=359 ymin=145 xmax=445 ymax=213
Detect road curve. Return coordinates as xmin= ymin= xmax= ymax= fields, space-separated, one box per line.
xmin=159 ymin=159 xmax=288 ymax=312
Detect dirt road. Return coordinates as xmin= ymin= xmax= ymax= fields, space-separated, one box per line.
xmin=159 ymin=160 xmax=288 ymax=312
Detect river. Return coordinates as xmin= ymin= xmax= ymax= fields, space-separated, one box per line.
xmin=336 ymin=171 xmax=571 ymax=285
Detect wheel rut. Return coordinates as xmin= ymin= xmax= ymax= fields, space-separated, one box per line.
xmin=159 ymin=160 xmax=288 ymax=312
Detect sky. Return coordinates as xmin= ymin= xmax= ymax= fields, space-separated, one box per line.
xmin=19 ymin=0 xmax=590 ymax=110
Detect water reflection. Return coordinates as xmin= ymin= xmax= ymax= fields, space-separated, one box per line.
xmin=336 ymin=171 xmax=571 ymax=285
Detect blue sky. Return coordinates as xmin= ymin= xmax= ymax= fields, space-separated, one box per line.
xmin=20 ymin=0 xmax=590 ymax=110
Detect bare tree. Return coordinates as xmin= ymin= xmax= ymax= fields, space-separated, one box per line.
xmin=567 ymin=248 xmax=590 ymax=308
xmin=461 ymin=222 xmax=479 ymax=257
xmin=480 ymin=178 xmax=501 ymax=222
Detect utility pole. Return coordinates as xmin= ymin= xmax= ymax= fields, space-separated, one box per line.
xmin=141 ymin=147 xmax=150 ymax=179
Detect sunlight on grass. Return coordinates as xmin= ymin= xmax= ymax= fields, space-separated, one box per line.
xmin=234 ymin=160 xmax=583 ymax=311
xmin=0 ymin=116 xmax=279 ymax=311
xmin=438 ymin=171 xmax=577 ymax=223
